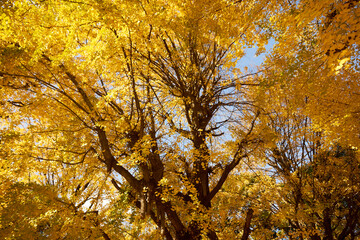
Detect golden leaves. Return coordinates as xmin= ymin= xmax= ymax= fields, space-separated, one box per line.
xmin=1 ymin=0 xmax=359 ymax=239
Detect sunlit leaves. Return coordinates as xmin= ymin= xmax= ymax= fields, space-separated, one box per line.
xmin=0 ymin=0 xmax=359 ymax=239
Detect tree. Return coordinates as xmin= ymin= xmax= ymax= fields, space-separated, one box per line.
xmin=0 ymin=0 xmax=358 ymax=239
xmin=0 ymin=178 xmax=112 ymax=240
xmin=259 ymin=102 xmax=360 ymax=239
xmin=0 ymin=0 xmax=275 ymax=239
xmin=261 ymin=0 xmax=360 ymax=147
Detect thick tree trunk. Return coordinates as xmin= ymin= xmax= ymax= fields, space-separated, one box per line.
xmin=323 ymin=207 xmax=334 ymax=240
xmin=241 ymin=208 xmax=254 ymax=240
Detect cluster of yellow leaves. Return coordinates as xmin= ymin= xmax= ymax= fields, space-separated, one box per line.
xmin=262 ymin=0 xmax=360 ymax=148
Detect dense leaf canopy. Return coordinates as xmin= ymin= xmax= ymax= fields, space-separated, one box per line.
xmin=1 ymin=0 xmax=359 ymax=239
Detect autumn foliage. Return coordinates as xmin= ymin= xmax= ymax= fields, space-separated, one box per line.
xmin=0 ymin=0 xmax=359 ymax=239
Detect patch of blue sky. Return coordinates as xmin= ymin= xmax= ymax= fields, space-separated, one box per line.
xmin=214 ymin=39 xmax=276 ymax=132
xmin=237 ymin=38 xmax=275 ymax=72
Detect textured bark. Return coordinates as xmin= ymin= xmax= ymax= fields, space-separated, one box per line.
xmin=241 ymin=208 xmax=254 ymax=240
xmin=323 ymin=207 xmax=334 ymax=240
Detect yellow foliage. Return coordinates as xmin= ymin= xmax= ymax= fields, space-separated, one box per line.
xmin=0 ymin=0 xmax=359 ymax=239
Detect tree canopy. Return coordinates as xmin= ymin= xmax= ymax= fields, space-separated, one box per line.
xmin=0 ymin=0 xmax=359 ymax=239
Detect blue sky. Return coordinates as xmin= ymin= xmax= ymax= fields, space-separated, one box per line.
xmin=238 ymin=39 xmax=275 ymax=71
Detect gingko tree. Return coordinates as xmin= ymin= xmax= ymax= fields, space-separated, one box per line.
xmin=0 ymin=0 xmax=358 ymax=239
xmin=258 ymin=99 xmax=360 ymax=239
xmin=0 ymin=0 xmax=275 ymax=239
xmin=262 ymin=0 xmax=360 ymax=147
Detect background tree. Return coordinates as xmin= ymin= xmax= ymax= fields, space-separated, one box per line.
xmin=255 ymin=83 xmax=360 ymax=239
xmin=263 ymin=0 xmax=360 ymax=147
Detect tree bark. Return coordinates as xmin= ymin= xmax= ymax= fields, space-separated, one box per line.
xmin=323 ymin=207 xmax=333 ymax=240
xmin=241 ymin=208 xmax=254 ymax=240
